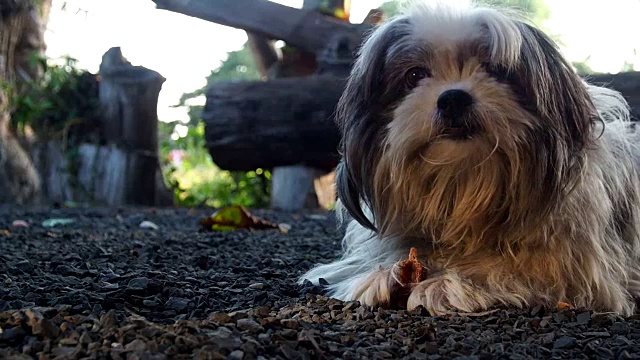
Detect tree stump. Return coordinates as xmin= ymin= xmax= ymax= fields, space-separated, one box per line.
xmin=96 ymin=47 xmax=173 ymax=206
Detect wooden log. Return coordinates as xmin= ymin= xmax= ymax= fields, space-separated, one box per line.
xmin=203 ymin=74 xmax=345 ymax=173
xmin=151 ymin=0 xmax=370 ymax=56
xmin=586 ymin=71 xmax=640 ymax=118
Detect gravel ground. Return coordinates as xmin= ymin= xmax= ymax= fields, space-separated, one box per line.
xmin=1 ymin=205 xmax=640 ymax=359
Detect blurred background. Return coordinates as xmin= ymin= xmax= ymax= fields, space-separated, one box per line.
xmin=3 ymin=0 xmax=640 ymax=210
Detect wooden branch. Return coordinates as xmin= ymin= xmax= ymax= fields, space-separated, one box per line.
xmin=151 ymin=0 xmax=370 ymax=55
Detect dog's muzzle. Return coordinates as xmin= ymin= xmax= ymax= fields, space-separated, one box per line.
xmin=436 ymin=89 xmax=477 ymax=138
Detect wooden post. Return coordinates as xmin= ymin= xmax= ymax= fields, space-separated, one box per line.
xmin=96 ymin=47 xmax=173 ymax=206
xmin=246 ymin=33 xmax=278 ymax=79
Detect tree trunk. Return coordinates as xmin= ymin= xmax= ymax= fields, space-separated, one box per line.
xmin=0 ymin=0 xmax=50 ymax=205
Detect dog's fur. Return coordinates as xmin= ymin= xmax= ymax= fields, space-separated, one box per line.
xmin=298 ymin=1 xmax=640 ymax=316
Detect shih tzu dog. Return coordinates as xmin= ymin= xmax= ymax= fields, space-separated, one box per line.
xmin=299 ymin=1 xmax=640 ymax=316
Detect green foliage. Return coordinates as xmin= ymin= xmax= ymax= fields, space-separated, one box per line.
xmin=572 ymin=56 xmax=594 ymax=75
xmin=161 ymin=41 xmax=270 ymax=209
xmin=6 ymin=53 xmax=101 ymax=145
xmin=378 ymin=0 xmax=402 ymax=18
xmin=160 ymin=121 xmax=271 ymax=209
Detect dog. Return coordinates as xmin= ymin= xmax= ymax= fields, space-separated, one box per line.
xmin=298 ymin=1 xmax=640 ymax=316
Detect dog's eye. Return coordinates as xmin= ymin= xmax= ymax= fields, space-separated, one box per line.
xmin=404 ymin=67 xmax=430 ymax=88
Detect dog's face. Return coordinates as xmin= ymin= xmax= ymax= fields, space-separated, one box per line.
xmin=336 ymin=4 xmax=599 ymax=244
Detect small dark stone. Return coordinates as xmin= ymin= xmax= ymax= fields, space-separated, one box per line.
xmin=611 ymin=321 xmax=630 ymax=335
xmin=31 ymin=318 xmax=60 ymax=338
xmin=127 ymin=277 xmax=149 ymax=291
xmin=211 ymin=312 xmax=232 ymax=323
xmin=237 ymin=318 xmax=262 ymax=332
xmin=195 ymin=255 xmax=210 ymax=270
xmin=554 ymin=312 xmax=568 ymax=323
xmin=55 ymin=265 xmax=78 ymax=276
xmin=553 ymin=336 xmax=577 ymax=350
xmin=280 ymin=319 xmax=299 ymax=330
xmin=165 ymin=297 xmax=191 ymax=311
xmin=100 ymin=309 xmax=118 ymax=328
xmin=576 ymin=311 xmax=591 ymax=325
xmin=0 ymin=326 xmax=26 ymax=343
xmin=530 ymin=305 xmax=543 ymax=317
xmin=14 ymin=260 xmax=33 ymax=273
xmin=228 ymin=350 xmax=244 ymax=360
xmin=125 ymin=339 xmax=147 ymax=352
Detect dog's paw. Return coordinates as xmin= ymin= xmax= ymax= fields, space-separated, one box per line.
xmin=406 ymin=271 xmax=496 ymax=315
xmin=352 ymin=248 xmax=430 ymax=309
xmin=351 ymin=269 xmax=396 ymax=308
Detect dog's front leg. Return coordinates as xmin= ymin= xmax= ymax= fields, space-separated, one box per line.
xmin=351 ymin=268 xmax=398 ymax=308
xmin=352 ymin=261 xmax=424 ymax=309
xmin=406 ymin=271 xmax=506 ymax=315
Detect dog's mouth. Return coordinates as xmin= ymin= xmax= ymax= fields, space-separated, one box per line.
xmin=436 ymin=114 xmax=480 ymax=141
xmin=439 ymin=121 xmax=480 ymax=140
xmin=440 ymin=126 xmax=477 ymax=140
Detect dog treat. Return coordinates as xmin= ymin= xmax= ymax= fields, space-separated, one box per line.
xmin=396 ymin=247 xmax=427 ymax=284
xmin=557 ymin=301 xmax=572 ymax=310
xmin=389 ymin=247 xmax=427 ymax=309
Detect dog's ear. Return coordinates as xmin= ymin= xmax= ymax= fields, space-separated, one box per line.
xmin=514 ymin=22 xmax=596 ymax=152
xmin=334 ymin=18 xmax=412 ymax=231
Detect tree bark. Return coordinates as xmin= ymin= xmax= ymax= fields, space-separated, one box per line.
xmin=0 ymin=0 xmax=50 ymax=205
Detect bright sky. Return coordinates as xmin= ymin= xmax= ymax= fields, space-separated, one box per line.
xmin=44 ymin=0 xmax=640 ymax=124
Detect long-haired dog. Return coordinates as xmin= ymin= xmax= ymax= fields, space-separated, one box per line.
xmin=299 ymin=1 xmax=640 ymax=316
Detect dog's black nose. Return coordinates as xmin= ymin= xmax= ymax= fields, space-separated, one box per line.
xmin=437 ymin=89 xmax=473 ymax=120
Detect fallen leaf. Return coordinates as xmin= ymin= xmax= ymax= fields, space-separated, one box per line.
xmin=0 ymin=230 xmax=10 ymax=237
xmin=199 ymin=205 xmax=289 ymax=233
xmin=42 ymin=218 xmax=75 ymax=228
